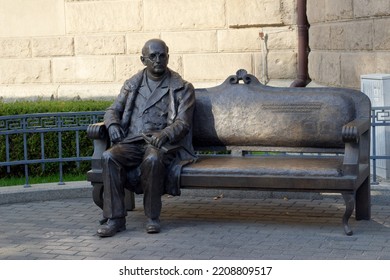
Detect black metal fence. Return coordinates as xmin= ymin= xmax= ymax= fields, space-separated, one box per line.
xmin=371 ymin=106 xmax=390 ymax=184
xmin=1 ymin=107 xmax=389 ymax=187
xmin=0 ymin=111 xmax=104 ymax=187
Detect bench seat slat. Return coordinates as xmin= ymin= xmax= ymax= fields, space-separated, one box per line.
xmin=180 ymin=174 xmax=358 ymax=191
xmin=182 ymin=156 xmax=344 ymax=177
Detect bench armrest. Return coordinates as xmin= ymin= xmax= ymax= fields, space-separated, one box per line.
xmin=342 ymin=118 xmax=370 ymax=143
xmin=342 ymin=118 xmax=370 ymax=175
xmin=87 ymin=122 xmax=109 ymax=173
xmin=87 ymin=122 xmax=107 ymax=140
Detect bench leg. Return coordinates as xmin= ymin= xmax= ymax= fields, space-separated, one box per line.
xmin=342 ymin=193 xmax=354 ymax=236
xmin=355 ymin=177 xmax=371 ymax=220
xmin=124 ymin=189 xmax=135 ymax=211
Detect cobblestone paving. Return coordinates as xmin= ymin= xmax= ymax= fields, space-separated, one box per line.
xmin=0 ymin=192 xmax=389 ymax=260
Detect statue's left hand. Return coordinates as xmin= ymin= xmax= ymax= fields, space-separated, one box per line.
xmin=108 ymin=124 xmax=124 ymax=143
xmin=150 ymin=132 xmax=169 ymax=149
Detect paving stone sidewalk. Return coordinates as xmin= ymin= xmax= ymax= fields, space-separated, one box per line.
xmin=0 ymin=181 xmax=389 ymax=260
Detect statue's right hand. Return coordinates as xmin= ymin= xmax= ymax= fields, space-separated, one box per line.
xmin=108 ymin=124 xmax=124 ymax=143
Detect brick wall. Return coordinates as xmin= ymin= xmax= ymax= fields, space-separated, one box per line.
xmin=0 ymin=0 xmax=297 ymax=101
xmin=308 ymin=0 xmax=390 ymax=89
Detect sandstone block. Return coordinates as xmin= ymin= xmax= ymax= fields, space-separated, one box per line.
xmin=191 ymin=81 xmax=221 ymax=89
xmin=218 ymin=29 xmax=261 ymax=52
xmin=66 ymin=0 xmax=142 ymax=33
xmin=319 ymin=52 xmax=341 ymax=86
xmin=0 ymin=0 xmax=65 ymax=37
xmin=341 ymin=53 xmax=377 ymax=88
xmin=57 ymin=84 xmax=122 ymax=100
xmin=251 ymin=51 xmax=295 ymax=83
xmin=280 ymin=0 xmax=296 ymax=25
xmin=162 ymin=31 xmax=217 ymax=53
xmin=75 ymin=35 xmax=125 ymax=55
xmin=166 ymin=55 xmax=183 ymax=77
xmin=126 ymin=33 xmax=161 ymax=54
xmin=374 ymin=18 xmax=390 ymax=50
xmin=115 ymin=55 xmax=145 ymax=82
xmin=309 ymin=25 xmax=331 ymax=50
xmin=32 ymin=37 xmax=74 ymax=57
xmin=309 ymin=51 xmax=342 ymax=86
xmin=0 ymin=59 xmax=51 ymax=84
xmin=267 ymin=51 xmax=296 ymax=79
xmin=0 ymin=85 xmax=58 ymax=102
xmin=227 ymin=0 xmax=282 ymax=27
xmin=0 ymin=39 xmax=31 ymax=58
xmin=261 ymin=26 xmax=297 ymax=50
xmin=354 ymin=0 xmax=390 ymax=18
xmin=183 ymin=53 xmax=253 ymax=82
xmin=253 ymin=52 xmax=266 ymax=83
xmin=52 ymin=57 xmax=114 ymax=83
xmin=65 ymin=0 xmax=118 ymax=2
xmin=307 ymin=0 xmax=326 ymax=23
xmin=308 ymin=51 xmax=321 ymax=83
xmin=330 ymin=21 xmax=373 ymax=50
xmin=376 ymin=52 xmax=390 ymax=74
xmin=144 ymin=0 xmax=225 ymax=31
xmin=325 ymin=0 xmax=353 ymax=21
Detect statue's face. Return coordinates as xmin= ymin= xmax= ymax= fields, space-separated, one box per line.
xmin=141 ymin=41 xmax=169 ymax=79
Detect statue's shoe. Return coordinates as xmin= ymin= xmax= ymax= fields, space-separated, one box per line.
xmin=146 ymin=218 xmax=160 ymax=234
xmin=97 ymin=218 xmax=126 ymax=237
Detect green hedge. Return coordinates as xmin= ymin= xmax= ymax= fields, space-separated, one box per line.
xmin=0 ymin=100 xmax=112 ymax=179
xmin=0 ymin=99 xmax=112 ymax=115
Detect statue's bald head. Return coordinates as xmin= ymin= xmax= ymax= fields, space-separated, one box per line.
xmin=140 ymin=39 xmax=170 ymax=80
xmin=142 ymin=39 xmax=169 ymax=56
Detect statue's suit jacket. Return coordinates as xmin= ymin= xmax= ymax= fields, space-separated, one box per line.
xmin=103 ymin=68 xmax=196 ymax=195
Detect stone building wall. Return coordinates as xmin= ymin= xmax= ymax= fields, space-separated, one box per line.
xmin=0 ymin=0 xmax=297 ymax=101
xmin=308 ymin=0 xmax=390 ymax=89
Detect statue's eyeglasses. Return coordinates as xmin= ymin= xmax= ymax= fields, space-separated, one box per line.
xmin=143 ymin=53 xmax=168 ymax=62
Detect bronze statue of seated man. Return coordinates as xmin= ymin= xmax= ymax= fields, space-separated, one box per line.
xmin=97 ymin=39 xmax=196 ymax=237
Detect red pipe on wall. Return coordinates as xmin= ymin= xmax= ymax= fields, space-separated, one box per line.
xmin=290 ymin=0 xmax=311 ymax=87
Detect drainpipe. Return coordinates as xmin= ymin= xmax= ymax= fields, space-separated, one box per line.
xmin=290 ymin=0 xmax=311 ymax=87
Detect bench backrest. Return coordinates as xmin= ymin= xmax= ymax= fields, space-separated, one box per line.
xmin=192 ymin=70 xmax=371 ymax=149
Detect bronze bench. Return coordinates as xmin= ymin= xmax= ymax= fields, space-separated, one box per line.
xmin=87 ymin=70 xmax=371 ymax=236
